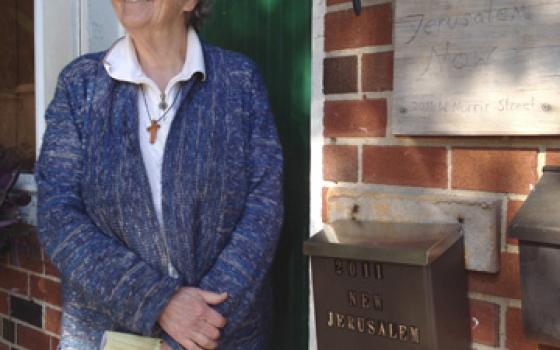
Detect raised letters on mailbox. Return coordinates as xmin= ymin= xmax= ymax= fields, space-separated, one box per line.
xmin=334 ymin=259 xmax=383 ymax=280
xmin=327 ymin=259 xmax=420 ymax=345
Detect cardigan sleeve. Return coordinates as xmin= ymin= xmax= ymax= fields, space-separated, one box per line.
xmin=35 ymin=69 xmax=181 ymax=336
xmin=197 ymin=66 xmax=284 ymax=332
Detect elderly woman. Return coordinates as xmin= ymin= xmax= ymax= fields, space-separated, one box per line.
xmin=35 ymin=0 xmax=283 ymax=349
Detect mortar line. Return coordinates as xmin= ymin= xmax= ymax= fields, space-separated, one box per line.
xmin=499 ymin=297 xmax=508 ymax=348
xmin=357 ymin=145 xmax=364 ymax=183
xmin=0 ymin=287 xmax=62 ymax=311
xmin=0 ymin=339 xmax=28 ymax=350
xmin=471 ymin=342 xmax=502 ymax=350
xmin=5 ymin=316 xmax=61 ymax=338
xmin=357 ymin=53 xmax=363 ymax=93
xmin=385 ymin=93 xmax=395 ymax=140
xmin=506 ymin=244 xmax=519 ymax=254
xmin=3 ymin=264 xmax=61 ymax=283
xmin=325 ymin=91 xmax=393 ymax=101
xmin=537 ymin=146 xmax=546 ymax=178
xmin=500 ymin=197 xmax=508 ymax=253
xmin=321 ymin=181 xmax=511 ymax=201
xmin=320 ymin=136 xmax=560 ymax=148
xmin=325 ymin=45 xmax=394 ymax=58
xmin=507 ymin=193 xmax=528 ymax=201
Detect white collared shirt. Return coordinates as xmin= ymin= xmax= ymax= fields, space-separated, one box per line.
xmin=103 ymin=27 xmax=206 ymax=226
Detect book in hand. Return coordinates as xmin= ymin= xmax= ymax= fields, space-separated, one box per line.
xmin=100 ymin=331 xmax=162 ymax=350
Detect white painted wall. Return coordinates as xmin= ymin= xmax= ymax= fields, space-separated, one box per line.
xmin=80 ymin=0 xmax=123 ymax=55
xmin=34 ymin=0 xmax=121 ymax=155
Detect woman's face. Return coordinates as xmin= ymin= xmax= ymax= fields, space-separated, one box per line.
xmin=111 ymin=0 xmax=199 ymax=32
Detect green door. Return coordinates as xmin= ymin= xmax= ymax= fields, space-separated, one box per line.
xmin=201 ymin=2 xmax=311 ymax=349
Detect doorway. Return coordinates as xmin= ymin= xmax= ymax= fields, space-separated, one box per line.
xmin=0 ymin=0 xmax=35 ymax=171
xmin=202 ymin=2 xmax=311 ymax=349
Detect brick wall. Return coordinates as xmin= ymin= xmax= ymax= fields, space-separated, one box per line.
xmin=319 ymin=0 xmax=560 ymax=349
xmin=1 ymin=233 xmax=61 ymax=350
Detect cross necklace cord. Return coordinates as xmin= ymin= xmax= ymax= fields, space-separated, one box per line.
xmin=141 ymin=84 xmax=182 ymax=144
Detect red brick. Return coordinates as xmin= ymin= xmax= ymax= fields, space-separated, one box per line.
xmin=452 ymin=148 xmax=538 ymax=195
xmin=470 ymin=300 xmax=500 ymax=347
xmin=0 ymin=266 xmax=27 ymax=294
xmin=30 ymin=276 xmax=62 ymax=306
xmin=507 ymin=200 xmax=525 ymax=245
xmin=46 ymin=307 xmax=61 ymax=334
xmin=539 ymin=345 xmax=560 ymax=350
xmin=0 ymin=291 xmax=8 ymax=314
xmin=322 ymin=187 xmax=329 ymax=223
xmin=18 ymin=324 xmax=51 ymax=350
xmin=325 ymin=4 xmax=392 ymax=51
xmin=0 ymin=342 xmax=8 ymax=350
xmin=44 ymin=258 xmax=61 ymax=278
xmin=468 ymin=252 xmax=521 ymax=299
xmin=324 ymin=99 xmax=387 ymax=137
xmin=51 ymin=337 xmax=60 ymax=350
xmin=323 ymin=145 xmax=358 ymax=182
xmin=362 ymin=146 xmax=448 ymax=188
xmin=506 ymin=307 xmax=539 ymax=350
xmin=546 ymin=149 xmax=560 ymax=166
xmin=362 ymin=51 xmax=393 ymax=92
xmin=324 ymin=56 xmax=358 ymax=94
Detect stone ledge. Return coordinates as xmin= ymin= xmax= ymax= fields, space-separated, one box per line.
xmin=326 ymin=187 xmax=502 ymax=273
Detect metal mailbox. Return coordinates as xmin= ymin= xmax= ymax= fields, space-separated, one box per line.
xmin=509 ymin=166 xmax=560 ymax=346
xmin=304 ymin=220 xmax=471 ymax=350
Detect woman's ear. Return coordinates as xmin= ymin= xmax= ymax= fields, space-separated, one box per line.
xmin=182 ymin=0 xmax=200 ymax=12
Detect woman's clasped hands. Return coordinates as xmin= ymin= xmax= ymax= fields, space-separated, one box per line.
xmin=159 ymin=288 xmax=228 ymax=350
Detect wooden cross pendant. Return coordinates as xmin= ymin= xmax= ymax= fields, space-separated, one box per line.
xmin=147 ymin=120 xmax=161 ymax=144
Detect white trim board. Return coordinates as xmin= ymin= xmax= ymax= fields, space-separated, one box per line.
xmin=35 ymin=0 xmax=121 ymax=156
xmin=310 ymin=0 xmax=327 ymax=349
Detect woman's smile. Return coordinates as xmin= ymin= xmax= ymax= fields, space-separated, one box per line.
xmin=112 ymin=0 xmax=195 ymax=33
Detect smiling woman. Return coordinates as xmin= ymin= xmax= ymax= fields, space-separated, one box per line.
xmin=35 ymin=0 xmax=284 ymax=350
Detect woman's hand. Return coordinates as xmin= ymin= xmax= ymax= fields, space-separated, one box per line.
xmin=159 ymin=288 xmax=227 ymax=350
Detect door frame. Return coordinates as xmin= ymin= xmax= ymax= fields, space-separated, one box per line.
xmin=309 ymin=0 xmax=327 ymax=349
xmin=34 ymin=0 xmax=121 ymax=155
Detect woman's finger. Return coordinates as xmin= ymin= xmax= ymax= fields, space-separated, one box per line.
xmin=182 ymin=337 xmax=204 ymax=350
xmin=160 ymin=342 xmax=172 ymax=350
xmin=196 ymin=289 xmax=228 ymax=305
xmin=204 ymin=307 xmax=227 ymax=328
xmin=193 ymin=321 xmax=220 ymax=340
xmin=189 ymin=330 xmax=218 ymax=350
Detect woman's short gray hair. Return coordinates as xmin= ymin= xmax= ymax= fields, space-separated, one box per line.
xmin=187 ymin=0 xmax=211 ymax=31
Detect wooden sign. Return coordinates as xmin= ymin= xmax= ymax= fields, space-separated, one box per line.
xmin=393 ymin=0 xmax=560 ymax=135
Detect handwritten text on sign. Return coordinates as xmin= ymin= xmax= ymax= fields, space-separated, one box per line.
xmin=393 ymin=0 xmax=560 ymax=135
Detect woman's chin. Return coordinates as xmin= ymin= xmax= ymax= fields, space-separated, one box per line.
xmin=115 ymin=0 xmax=154 ymax=30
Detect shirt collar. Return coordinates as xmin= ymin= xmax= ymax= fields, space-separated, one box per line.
xmin=103 ymin=27 xmax=206 ymax=85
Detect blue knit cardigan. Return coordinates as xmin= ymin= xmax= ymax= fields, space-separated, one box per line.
xmin=35 ymin=42 xmax=283 ymax=350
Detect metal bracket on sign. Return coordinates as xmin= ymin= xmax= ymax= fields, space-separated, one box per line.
xmin=353 ymin=0 xmax=362 ymax=16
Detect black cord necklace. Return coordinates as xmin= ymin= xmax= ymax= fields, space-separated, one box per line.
xmin=141 ymin=84 xmax=182 ymax=144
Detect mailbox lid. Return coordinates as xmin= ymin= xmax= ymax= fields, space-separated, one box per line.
xmin=510 ymin=166 xmax=560 ymax=245
xmin=303 ymin=220 xmax=462 ymax=266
